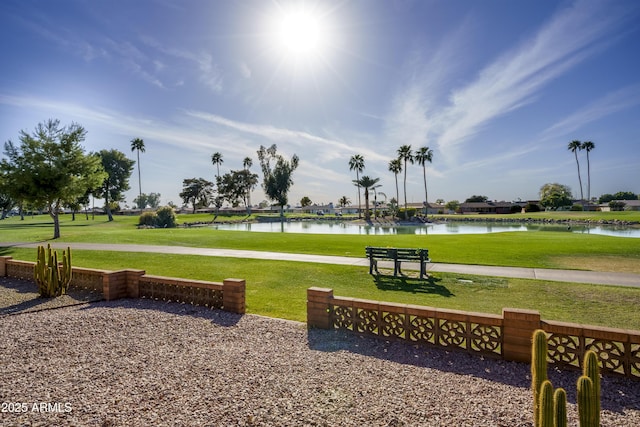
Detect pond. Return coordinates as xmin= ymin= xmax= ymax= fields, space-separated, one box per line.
xmin=212 ymin=221 xmax=640 ymax=238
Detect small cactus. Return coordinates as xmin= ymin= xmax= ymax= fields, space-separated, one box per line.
xmin=582 ymin=350 xmax=600 ymax=426
xmin=34 ymin=244 xmax=72 ymax=297
xmin=553 ymin=388 xmax=567 ymax=427
xmin=577 ymin=376 xmax=597 ymax=427
xmin=538 ymin=380 xmax=554 ymax=427
xmin=532 ymin=329 xmax=549 ymax=427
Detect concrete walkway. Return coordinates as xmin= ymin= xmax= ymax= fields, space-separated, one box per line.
xmin=3 ymin=242 xmax=640 ymax=288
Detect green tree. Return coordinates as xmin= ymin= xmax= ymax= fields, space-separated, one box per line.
xmin=95 ymin=149 xmax=135 ymax=221
xmin=179 ymin=177 xmax=214 ymax=213
xmin=216 ymin=169 xmax=258 ymax=213
xmin=133 ymin=192 xmax=161 ymax=209
xmin=397 ymin=145 xmax=413 ymax=220
xmin=568 ymin=140 xmax=584 ymax=200
xmin=415 ymin=146 xmax=433 ymax=214
xmin=300 ymin=196 xmax=312 ymax=211
xmin=0 ymin=119 xmax=106 ymax=238
xmin=581 ymin=141 xmax=595 ymax=201
xmin=130 ymin=137 xmax=145 ymax=205
xmin=388 ymin=158 xmax=402 ymax=218
xmin=465 ymin=195 xmax=489 ymax=203
xmin=540 ymin=183 xmax=573 ymax=210
xmin=445 ymin=200 xmax=460 ymax=212
xmin=0 ymin=190 xmax=15 ymax=220
xmin=353 ymin=175 xmax=380 ymax=221
xmin=613 ymin=191 xmax=638 ymax=200
xmin=257 ymin=144 xmax=299 ymax=220
xmin=348 ymin=154 xmax=365 ymax=218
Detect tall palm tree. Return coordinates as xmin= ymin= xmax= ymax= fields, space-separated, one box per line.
xmin=348 ymin=154 xmax=365 ymax=218
xmin=243 ymin=157 xmax=252 ymax=170
xmin=243 ymin=156 xmax=253 ymax=214
xmin=211 ymin=152 xmax=224 ymax=178
xmin=415 ymin=146 xmax=433 ymax=216
xmin=581 ymin=141 xmax=595 ymax=201
xmin=567 ymin=140 xmax=584 ymax=200
xmin=353 ymin=175 xmax=380 ymax=221
xmin=130 ymin=138 xmax=145 ymax=208
xmin=397 ymin=145 xmax=414 ymax=220
xmin=388 ymin=158 xmax=402 ymax=218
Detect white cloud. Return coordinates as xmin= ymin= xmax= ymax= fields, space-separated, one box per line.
xmin=542 ymin=83 xmax=640 ymax=139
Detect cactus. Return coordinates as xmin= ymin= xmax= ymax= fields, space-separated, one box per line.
xmin=553 ymin=388 xmax=567 ymax=427
xmin=530 ymin=331 xmax=601 ymax=427
xmin=532 ymin=329 xmax=548 ymax=427
xmin=582 ymin=350 xmax=600 ymax=426
xmin=34 ymin=244 xmax=72 ymax=297
xmin=538 ymin=380 xmax=554 ymax=427
xmin=577 ymin=376 xmax=597 ymax=427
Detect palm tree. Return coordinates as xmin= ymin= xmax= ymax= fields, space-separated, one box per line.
xmin=243 ymin=157 xmax=252 ymax=170
xmin=567 ymin=140 xmax=584 ymax=200
xmin=348 ymin=154 xmax=365 ymax=218
xmin=353 ymin=175 xmax=380 ymax=221
xmin=397 ymin=145 xmax=414 ymax=220
xmin=130 ymin=138 xmax=145 ymax=208
xmin=243 ymin=157 xmax=253 ymax=214
xmin=581 ymin=141 xmax=595 ymax=201
xmin=211 ymin=152 xmax=224 ymax=178
xmin=338 ymin=196 xmax=351 ymax=208
xmin=415 ymin=146 xmax=433 ymax=216
xmin=388 ymin=158 xmax=402 ymax=218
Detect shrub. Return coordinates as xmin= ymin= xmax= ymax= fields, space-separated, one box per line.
xmin=525 ymin=203 xmax=541 ymax=213
xmin=139 ymin=211 xmax=157 ymax=226
xmin=155 ymin=206 xmax=177 ymax=228
xmin=571 ymin=204 xmax=584 ymax=211
xmin=398 ymin=207 xmax=417 ymax=219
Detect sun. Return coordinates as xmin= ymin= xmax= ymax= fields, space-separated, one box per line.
xmin=268 ymin=4 xmax=331 ymax=63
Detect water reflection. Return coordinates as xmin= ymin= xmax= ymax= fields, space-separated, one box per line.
xmin=212 ymin=221 xmax=640 ymax=238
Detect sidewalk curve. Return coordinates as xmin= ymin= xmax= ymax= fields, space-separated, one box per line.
xmin=2 ymin=242 xmax=639 ymax=288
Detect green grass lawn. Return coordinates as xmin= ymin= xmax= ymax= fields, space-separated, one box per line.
xmin=1 ymin=214 xmax=639 ymax=271
xmin=3 ymin=247 xmax=640 ymax=330
xmin=1 ymin=212 xmax=639 ymax=330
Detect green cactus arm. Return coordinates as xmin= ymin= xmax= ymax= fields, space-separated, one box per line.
xmin=532 ymin=329 xmax=549 ymax=427
xmin=539 ymin=380 xmax=554 ymax=427
xmin=577 ymin=376 xmax=596 ymax=427
xmin=553 ymin=388 xmax=567 ymax=427
xmin=583 ymin=350 xmax=601 ymax=426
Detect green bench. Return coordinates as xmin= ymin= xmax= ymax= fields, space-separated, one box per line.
xmin=365 ymin=246 xmax=430 ymax=279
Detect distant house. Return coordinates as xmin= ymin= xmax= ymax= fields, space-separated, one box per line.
xmin=459 ymin=201 xmax=515 ymax=214
xmin=600 ymin=200 xmax=640 ymax=212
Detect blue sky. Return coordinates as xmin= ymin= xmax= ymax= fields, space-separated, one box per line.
xmin=1 ymin=0 xmax=639 ymax=208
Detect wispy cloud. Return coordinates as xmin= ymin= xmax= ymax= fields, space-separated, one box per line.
xmin=184 ymin=110 xmax=388 ymax=161
xmin=435 ymin=0 xmax=630 ymax=151
xmin=542 ymin=83 xmax=640 ymax=139
xmin=387 ymin=0 xmax=635 ymax=167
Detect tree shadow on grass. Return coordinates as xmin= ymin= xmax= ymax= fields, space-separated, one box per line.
xmin=373 ymin=273 xmax=454 ymax=297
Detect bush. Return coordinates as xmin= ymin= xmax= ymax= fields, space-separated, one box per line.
xmin=398 ymin=207 xmax=417 ymax=219
xmin=571 ymin=204 xmax=584 ymax=211
xmin=155 ymin=206 xmax=177 ymax=228
xmin=525 ymin=203 xmax=541 ymax=213
xmin=139 ymin=211 xmax=156 ymax=226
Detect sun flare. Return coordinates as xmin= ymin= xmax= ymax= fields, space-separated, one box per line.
xmin=268 ymin=4 xmax=331 ymax=63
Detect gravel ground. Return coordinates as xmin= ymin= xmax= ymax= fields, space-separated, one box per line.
xmin=0 ymin=278 xmax=638 ymax=427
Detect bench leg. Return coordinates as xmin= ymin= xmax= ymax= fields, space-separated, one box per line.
xmin=369 ymin=259 xmax=379 ymax=275
xmin=394 ymin=260 xmax=401 ymax=276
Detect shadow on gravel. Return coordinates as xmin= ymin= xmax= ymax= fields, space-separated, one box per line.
xmin=307 ymin=327 xmax=640 ymax=414
xmin=373 ymin=274 xmax=453 ymax=297
xmin=77 ymin=297 xmax=243 ymax=327
xmin=0 ymin=277 xmax=104 ymax=317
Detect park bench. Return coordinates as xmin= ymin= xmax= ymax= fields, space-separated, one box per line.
xmin=365 ymin=246 xmax=430 ymax=279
